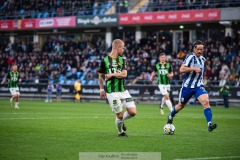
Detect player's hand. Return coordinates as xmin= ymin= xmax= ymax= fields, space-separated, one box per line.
xmin=194 ymin=68 xmax=202 ymax=73
xmin=105 ymin=73 xmax=113 ymax=80
xmin=100 ymin=90 xmax=106 ymax=99
xmin=167 ymin=74 xmax=173 ymax=79
xmin=149 ymin=77 xmax=153 ymax=81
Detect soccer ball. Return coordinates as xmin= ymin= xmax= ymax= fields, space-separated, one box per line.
xmin=163 ymin=124 xmax=175 ymax=135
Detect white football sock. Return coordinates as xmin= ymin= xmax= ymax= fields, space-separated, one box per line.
xmin=122 ymin=111 xmax=132 ymax=121
xmin=161 ymin=97 xmax=165 ymax=108
xmin=115 ymin=118 xmax=123 ymax=133
xmin=166 ymin=99 xmax=173 ymax=111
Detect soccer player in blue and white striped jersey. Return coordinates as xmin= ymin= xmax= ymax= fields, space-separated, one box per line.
xmin=167 ymin=40 xmax=217 ymax=132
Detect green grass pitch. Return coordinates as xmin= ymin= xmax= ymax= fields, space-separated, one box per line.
xmin=0 ymin=100 xmax=240 ymax=160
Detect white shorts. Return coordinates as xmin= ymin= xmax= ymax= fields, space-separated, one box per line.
xmin=158 ymin=84 xmax=171 ymax=95
xmin=9 ymin=87 xmax=20 ymax=96
xmin=106 ymin=90 xmax=136 ymax=113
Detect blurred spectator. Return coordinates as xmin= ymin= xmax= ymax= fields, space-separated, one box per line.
xmin=46 ymin=81 xmax=54 ymax=103
xmin=56 ymin=81 xmax=62 ymax=102
xmin=220 ymin=84 xmax=230 ymax=108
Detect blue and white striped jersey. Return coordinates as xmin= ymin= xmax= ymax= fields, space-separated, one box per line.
xmin=182 ymin=53 xmax=205 ymax=88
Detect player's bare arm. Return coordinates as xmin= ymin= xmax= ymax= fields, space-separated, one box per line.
xmin=149 ymin=71 xmax=156 ymax=81
xmin=1 ymin=77 xmax=7 ymax=84
xmin=167 ymin=72 xmax=173 ymax=79
xmin=98 ymin=73 xmax=106 ymax=99
xmin=180 ymin=65 xmax=201 ymax=73
xmin=105 ymin=70 xmax=127 ymax=80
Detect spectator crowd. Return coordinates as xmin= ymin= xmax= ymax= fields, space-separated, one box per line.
xmin=0 ymin=0 xmax=113 ymax=19
xmin=0 ymin=32 xmax=239 ymax=87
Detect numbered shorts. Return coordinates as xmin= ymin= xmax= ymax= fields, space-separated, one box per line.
xmin=9 ymin=87 xmax=20 ymax=96
xmin=158 ymin=84 xmax=171 ymax=95
xmin=106 ymin=90 xmax=136 ymax=113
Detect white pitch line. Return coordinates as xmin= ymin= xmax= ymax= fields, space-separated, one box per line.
xmin=175 ymin=156 xmax=240 ymax=160
xmin=0 ymin=113 xmax=113 ymax=115
xmin=0 ymin=117 xmax=113 ymax=120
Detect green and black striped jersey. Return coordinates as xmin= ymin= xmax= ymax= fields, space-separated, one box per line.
xmin=7 ymin=71 xmax=20 ymax=88
xmin=98 ymin=55 xmax=126 ymax=93
xmin=154 ymin=62 xmax=172 ymax=85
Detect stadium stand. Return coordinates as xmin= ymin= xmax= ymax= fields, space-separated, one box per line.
xmin=0 ymin=0 xmax=239 ymax=104
xmin=0 ymin=33 xmax=239 ymax=86
xmin=1 ymin=0 xmax=240 ymax=20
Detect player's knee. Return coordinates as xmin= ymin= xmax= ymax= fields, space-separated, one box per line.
xmin=164 ymin=94 xmax=169 ymax=99
xmin=176 ymin=103 xmax=185 ymax=111
xmin=116 ymin=112 xmax=124 ymax=119
xmin=129 ymin=111 xmax=136 ymax=117
xmin=202 ymin=99 xmax=209 ymax=106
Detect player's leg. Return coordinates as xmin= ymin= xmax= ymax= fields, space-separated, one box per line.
xmin=56 ymin=92 xmax=59 ymax=101
xmin=49 ymin=92 xmax=52 ymax=102
xmin=14 ymin=88 xmax=20 ymax=109
xmin=164 ymin=94 xmax=172 ymax=110
xmin=158 ymin=85 xmax=165 ymax=109
xmin=121 ymin=90 xmax=137 ymax=133
xmin=121 ymin=90 xmax=136 ymax=120
xmin=106 ymin=92 xmax=126 ymax=136
xmin=115 ymin=111 xmax=125 ymax=135
xmin=59 ymin=92 xmax=62 ymax=102
xmin=167 ymin=87 xmax=193 ymax=124
xmin=159 ymin=85 xmax=166 ymax=115
xmin=196 ymin=89 xmax=217 ymax=132
xmin=9 ymin=88 xmax=15 ymax=105
xmin=165 ymin=85 xmax=173 ymax=111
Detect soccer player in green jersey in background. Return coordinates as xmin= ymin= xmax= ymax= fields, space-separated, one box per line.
xmin=98 ymin=39 xmax=137 ymax=137
xmin=1 ymin=64 xmax=22 ymax=109
xmin=150 ymin=53 xmax=173 ymax=115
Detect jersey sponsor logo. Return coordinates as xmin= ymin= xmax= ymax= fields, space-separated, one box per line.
xmin=125 ymin=98 xmax=133 ymax=102
xmin=159 ymin=69 xmax=168 ymax=75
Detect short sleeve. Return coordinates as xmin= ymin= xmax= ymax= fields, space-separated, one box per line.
xmin=98 ymin=60 xmax=106 ymax=74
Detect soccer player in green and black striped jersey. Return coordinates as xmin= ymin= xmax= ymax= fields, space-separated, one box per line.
xmin=98 ymin=39 xmax=136 ymax=137
xmin=150 ymin=53 xmax=173 ymax=115
xmin=1 ymin=64 xmax=22 ymax=109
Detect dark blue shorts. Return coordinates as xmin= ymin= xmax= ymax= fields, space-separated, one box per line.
xmin=56 ymin=90 xmax=62 ymax=96
xmin=179 ymin=87 xmax=208 ymax=104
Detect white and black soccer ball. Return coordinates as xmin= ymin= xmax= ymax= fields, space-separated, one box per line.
xmin=163 ymin=124 xmax=175 ymax=135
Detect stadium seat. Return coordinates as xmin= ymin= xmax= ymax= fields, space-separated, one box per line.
xmin=93 ymin=9 xmax=98 ymax=15
xmin=87 ymin=80 xmax=93 ymax=85
xmin=66 ymin=80 xmax=73 ymax=85
xmin=77 ymin=72 xmax=83 ymax=79
xmin=99 ymin=9 xmax=105 ymax=15
xmin=37 ymin=12 xmax=42 ymax=18
xmin=60 ymin=79 xmax=65 ymax=84
xmin=105 ymin=3 xmax=111 ymax=10
xmin=81 ymin=80 xmax=86 ymax=85
xmin=20 ymin=9 xmax=24 ymax=14
xmin=80 ymin=72 xmax=86 ymax=81
xmin=43 ymin=12 xmax=49 ymax=18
